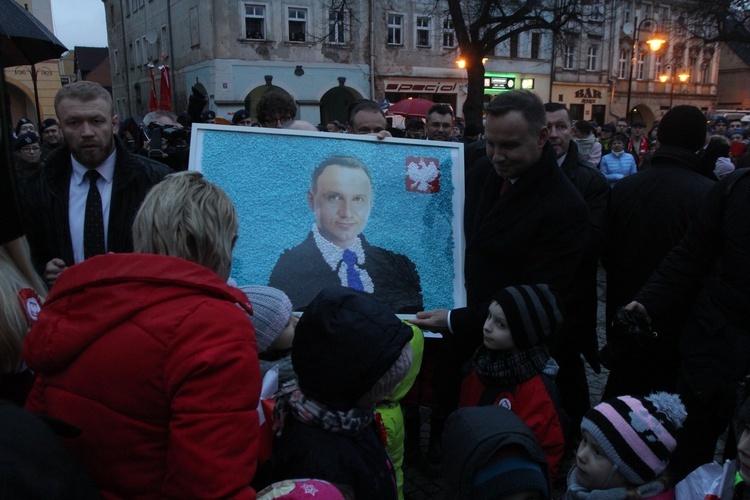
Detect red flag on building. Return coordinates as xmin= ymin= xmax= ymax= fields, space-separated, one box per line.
xmin=158 ymin=64 xmax=172 ymax=112
xmin=148 ymin=64 xmax=158 ymax=112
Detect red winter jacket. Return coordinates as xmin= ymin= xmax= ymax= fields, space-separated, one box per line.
xmin=459 ymin=370 xmax=566 ymax=478
xmin=24 ymin=253 xmax=261 ymax=499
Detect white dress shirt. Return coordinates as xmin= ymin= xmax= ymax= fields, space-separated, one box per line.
xmin=69 ymin=151 xmax=116 ymax=263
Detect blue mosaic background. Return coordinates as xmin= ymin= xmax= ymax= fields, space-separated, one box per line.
xmin=193 ymin=128 xmax=462 ymax=310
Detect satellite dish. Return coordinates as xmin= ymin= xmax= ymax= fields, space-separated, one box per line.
xmin=145 ymin=30 xmax=158 ymax=44
xmin=622 ymin=22 xmax=634 ymax=35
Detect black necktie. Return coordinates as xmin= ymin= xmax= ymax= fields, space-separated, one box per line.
xmin=84 ymin=170 xmax=105 ymax=259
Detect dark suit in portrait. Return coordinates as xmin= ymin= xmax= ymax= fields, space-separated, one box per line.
xmin=269 ymin=231 xmax=423 ymax=314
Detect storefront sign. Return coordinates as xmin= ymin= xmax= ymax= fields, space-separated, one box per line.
xmin=384 ymin=81 xmax=459 ymax=93
xmin=574 ymin=88 xmax=603 ymax=103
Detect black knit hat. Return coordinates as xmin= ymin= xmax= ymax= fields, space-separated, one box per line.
xmin=491 ymin=284 xmax=562 ymax=349
xmin=13 ymin=132 xmax=39 ymax=151
xmin=292 ymin=286 xmax=413 ymax=410
xmin=657 ymin=105 xmax=707 ymax=152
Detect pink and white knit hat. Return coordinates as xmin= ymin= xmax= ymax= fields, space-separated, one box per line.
xmin=580 ymin=392 xmax=687 ymax=485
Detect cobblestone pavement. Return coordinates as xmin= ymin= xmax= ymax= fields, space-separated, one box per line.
xmin=403 ymin=267 xmax=610 ymax=499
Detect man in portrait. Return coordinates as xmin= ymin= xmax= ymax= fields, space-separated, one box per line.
xmin=268 ymin=155 xmax=423 ymax=314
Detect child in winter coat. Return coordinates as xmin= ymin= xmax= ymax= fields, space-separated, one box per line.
xmin=376 ymin=322 xmax=424 ymax=500
xmin=271 ymin=286 xmax=414 ymax=500
xmin=676 ymin=394 xmax=750 ymax=499
xmin=566 ymin=392 xmax=687 ymax=500
xmin=443 ymin=405 xmax=551 ymax=499
xmin=600 ymin=133 xmax=638 ymax=187
xmin=241 ymin=285 xmax=298 ymax=384
xmin=458 ymin=283 xmax=567 ymax=478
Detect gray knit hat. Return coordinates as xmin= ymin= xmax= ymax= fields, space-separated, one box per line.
xmin=491 ymin=284 xmax=563 ymax=349
xmin=240 ymin=285 xmax=293 ymax=353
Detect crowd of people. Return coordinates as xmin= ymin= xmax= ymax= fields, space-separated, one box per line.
xmin=2 ymin=80 xmax=750 ymax=499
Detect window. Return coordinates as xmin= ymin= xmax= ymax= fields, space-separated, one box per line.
xmin=636 ymin=52 xmax=645 ymax=80
xmin=328 ymin=9 xmax=345 ymax=44
xmin=586 ymin=45 xmax=598 ymax=71
xmin=288 ymin=7 xmax=307 ymax=42
xmin=509 ymin=33 xmax=519 ymax=58
xmin=244 ymin=4 xmax=265 ymax=40
xmin=689 ymin=56 xmax=698 ymax=82
xmin=142 ymin=35 xmax=151 ymax=65
xmin=442 ymin=17 xmax=455 ymax=48
xmin=114 ymin=49 xmax=119 ymax=74
xmin=416 ymin=17 xmax=431 ymax=47
xmin=189 ymin=6 xmax=200 ymax=48
xmin=702 ymin=62 xmax=709 ymax=84
xmin=531 ymin=33 xmax=541 ymax=59
xmin=388 ymin=14 xmax=403 ymax=45
xmin=642 ymin=3 xmax=652 ymax=23
xmin=654 ymin=55 xmax=663 ymax=80
xmin=563 ymin=44 xmax=575 ymax=69
xmin=623 ymin=2 xmax=631 ymax=24
xmin=135 ymin=38 xmax=142 ymax=66
xmin=129 ymin=42 xmax=134 ymax=69
xmin=618 ymin=49 xmax=628 ymax=78
xmin=132 ymin=0 xmax=138 ymax=13
xmin=659 ymin=6 xmax=669 ymax=22
xmin=160 ymin=25 xmax=169 ymax=57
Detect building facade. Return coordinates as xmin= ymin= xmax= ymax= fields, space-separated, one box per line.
xmin=552 ymin=0 xmax=719 ymax=128
xmin=5 ymin=0 xmax=64 ymax=127
xmin=104 ymin=0 xmax=721 ymax=128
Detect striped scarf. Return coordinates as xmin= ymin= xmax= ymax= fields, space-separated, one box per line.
xmin=471 ymin=344 xmax=550 ymax=387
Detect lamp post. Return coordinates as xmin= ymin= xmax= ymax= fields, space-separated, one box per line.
xmin=658 ymin=68 xmax=690 ymax=108
xmin=14 ymin=64 xmax=53 ymax=127
xmin=625 ymin=17 xmax=665 ymax=123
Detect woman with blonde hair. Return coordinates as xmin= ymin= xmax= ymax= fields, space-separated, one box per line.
xmin=24 ymin=171 xmax=261 ymax=498
xmin=0 ymin=237 xmax=46 ymax=405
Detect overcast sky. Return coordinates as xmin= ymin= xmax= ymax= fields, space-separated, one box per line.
xmin=51 ymin=0 xmax=108 ymax=49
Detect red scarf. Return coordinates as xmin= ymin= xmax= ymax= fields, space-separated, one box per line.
xmin=628 ymin=136 xmax=649 ymax=165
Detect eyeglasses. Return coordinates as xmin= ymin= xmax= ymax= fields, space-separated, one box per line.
xmin=20 ymin=146 xmax=40 ymax=153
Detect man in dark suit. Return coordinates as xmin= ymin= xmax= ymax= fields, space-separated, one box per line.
xmin=24 ymin=81 xmax=171 ymax=286
xmin=414 ymin=90 xmax=588 ymax=335
xmin=268 ymin=155 xmax=422 ymax=313
xmin=412 ymin=90 xmax=588 ymax=461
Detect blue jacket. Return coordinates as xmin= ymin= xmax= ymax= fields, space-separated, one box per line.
xmin=600 ymin=152 xmax=637 ymax=187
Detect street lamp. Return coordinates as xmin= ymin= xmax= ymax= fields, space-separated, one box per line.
xmin=658 ymin=68 xmax=690 ymax=108
xmin=14 ymin=64 xmax=53 ymax=127
xmin=625 ymin=17 xmax=666 ymax=122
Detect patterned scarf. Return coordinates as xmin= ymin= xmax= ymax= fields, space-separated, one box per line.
xmin=471 ymin=344 xmax=550 ymax=387
xmin=273 ymin=382 xmax=375 ymax=437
